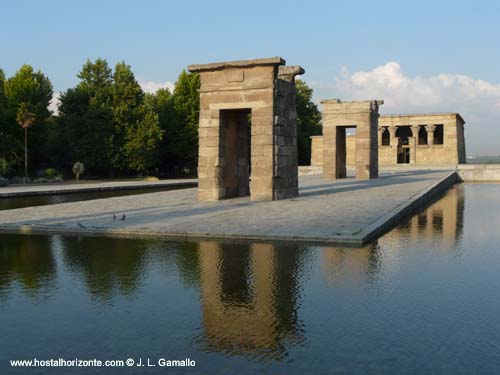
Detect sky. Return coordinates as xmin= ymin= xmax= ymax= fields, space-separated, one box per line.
xmin=2 ymin=0 xmax=500 ymax=155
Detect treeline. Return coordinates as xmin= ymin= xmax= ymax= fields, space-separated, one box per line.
xmin=0 ymin=59 xmax=321 ymax=179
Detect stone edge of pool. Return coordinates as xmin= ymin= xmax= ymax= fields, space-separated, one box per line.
xmin=0 ymin=171 xmax=459 ymax=247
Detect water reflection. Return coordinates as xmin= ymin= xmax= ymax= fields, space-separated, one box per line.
xmin=321 ymin=243 xmax=382 ymax=287
xmin=384 ymin=184 xmax=465 ymax=250
xmin=196 ymin=242 xmax=306 ymax=360
xmin=61 ymin=236 xmax=149 ymax=301
xmin=0 ymin=235 xmax=56 ymax=299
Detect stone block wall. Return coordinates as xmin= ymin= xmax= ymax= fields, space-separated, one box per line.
xmin=189 ymin=57 xmax=304 ymax=201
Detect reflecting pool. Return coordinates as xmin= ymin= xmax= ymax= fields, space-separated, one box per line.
xmin=1 ymin=184 xmax=500 ymax=374
xmin=0 ymin=185 xmax=192 ymax=211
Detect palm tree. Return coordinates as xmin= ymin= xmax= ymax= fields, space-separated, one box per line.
xmin=16 ymin=103 xmax=36 ymax=183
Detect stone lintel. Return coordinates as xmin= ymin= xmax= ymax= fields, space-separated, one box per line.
xmin=380 ymin=113 xmax=465 ymax=125
xmin=188 ymin=57 xmax=285 ymax=73
xmin=321 ymin=99 xmax=384 ymax=113
xmin=278 ymin=65 xmax=305 ymax=81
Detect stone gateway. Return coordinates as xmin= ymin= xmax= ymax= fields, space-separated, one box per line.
xmin=188 ymin=57 xmax=304 ymax=201
xmin=321 ymin=99 xmax=383 ymax=180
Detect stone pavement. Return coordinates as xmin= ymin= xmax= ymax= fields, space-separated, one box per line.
xmin=0 ymin=179 xmax=197 ymax=197
xmin=0 ymin=171 xmax=457 ymax=245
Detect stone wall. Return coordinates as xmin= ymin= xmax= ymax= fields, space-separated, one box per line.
xmin=312 ymin=113 xmax=466 ymax=168
xmin=457 ymin=164 xmax=500 ymax=181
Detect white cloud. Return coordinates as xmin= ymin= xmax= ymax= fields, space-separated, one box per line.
xmin=48 ymin=92 xmax=61 ymax=115
xmin=312 ymin=62 xmax=500 ymax=155
xmin=138 ymin=79 xmax=175 ymax=94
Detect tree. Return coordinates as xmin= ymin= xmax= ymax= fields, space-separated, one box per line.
xmin=72 ymin=161 xmax=84 ymax=181
xmin=158 ymin=70 xmax=200 ymax=175
xmin=3 ymin=65 xmax=53 ymax=173
xmin=124 ymin=95 xmax=164 ymax=174
xmin=0 ymin=69 xmax=10 ymax=172
xmin=0 ymin=69 xmax=6 ymax=119
xmin=295 ymin=79 xmax=322 ymax=165
xmin=58 ymin=59 xmax=114 ymax=175
xmin=110 ymin=62 xmax=144 ymax=171
xmin=16 ymin=103 xmax=36 ymax=182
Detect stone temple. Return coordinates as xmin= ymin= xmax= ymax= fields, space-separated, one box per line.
xmin=188 ymin=57 xmax=304 ymax=201
xmin=312 ymin=112 xmax=466 ymax=168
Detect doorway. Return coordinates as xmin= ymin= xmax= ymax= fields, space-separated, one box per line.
xmin=396 ymin=126 xmax=412 ymax=164
xmin=220 ymin=109 xmax=251 ymax=198
xmin=335 ymin=126 xmax=356 ymax=178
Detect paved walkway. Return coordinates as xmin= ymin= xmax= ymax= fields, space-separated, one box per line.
xmin=0 ymin=179 xmax=197 ymax=197
xmin=0 ymin=171 xmax=457 ymax=245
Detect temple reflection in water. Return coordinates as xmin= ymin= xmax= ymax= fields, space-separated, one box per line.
xmin=382 ymin=184 xmax=464 ymax=249
xmin=320 ymin=185 xmax=464 ymax=288
xmin=196 ymin=241 xmax=306 ymax=360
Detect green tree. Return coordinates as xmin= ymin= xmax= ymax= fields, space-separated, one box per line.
xmin=0 ymin=69 xmax=6 ymax=118
xmin=77 ymin=58 xmax=113 ymax=106
xmin=158 ymin=70 xmax=200 ymax=175
xmin=124 ymin=94 xmax=164 ymax=174
xmin=295 ymin=79 xmax=322 ymax=165
xmin=3 ymin=65 xmax=53 ymax=172
xmin=58 ymin=59 xmax=114 ymax=175
xmin=110 ymin=62 xmax=144 ymax=171
xmin=16 ymin=103 xmax=36 ymax=182
xmin=0 ymin=69 xmax=9 ymax=170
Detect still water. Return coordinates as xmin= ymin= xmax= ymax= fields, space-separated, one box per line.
xmin=0 ymin=186 xmax=192 ymax=211
xmin=1 ymin=184 xmax=500 ymax=374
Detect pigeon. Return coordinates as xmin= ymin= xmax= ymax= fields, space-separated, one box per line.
xmin=121 ymin=214 xmax=126 ymax=221
xmin=77 ymin=221 xmax=86 ymax=229
xmin=113 ymin=213 xmax=116 ymax=220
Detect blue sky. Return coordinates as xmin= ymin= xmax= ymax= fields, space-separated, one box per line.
xmin=2 ymin=0 xmax=500 ymax=154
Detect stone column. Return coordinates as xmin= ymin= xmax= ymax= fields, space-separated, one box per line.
xmin=378 ymin=127 xmax=384 ymax=145
xmin=411 ymin=126 xmax=419 ymax=164
xmin=389 ymin=126 xmax=398 ymax=164
xmin=355 ymin=111 xmax=378 ymax=180
xmin=427 ymin=125 xmax=435 ymax=145
xmin=250 ymin=105 xmax=277 ymax=201
xmin=198 ymin=109 xmax=224 ymax=201
xmin=322 ymin=121 xmax=337 ymax=179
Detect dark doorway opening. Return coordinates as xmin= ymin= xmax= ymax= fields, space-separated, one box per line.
xmin=397 ymin=144 xmax=411 ymax=164
xmin=220 ymin=109 xmax=251 ymax=198
xmin=381 ymin=127 xmax=390 ymax=146
xmin=433 ymin=124 xmax=444 ymax=145
xmin=396 ymin=126 xmax=412 ymax=164
xmin=335 ymin=126 xmax=355 ymax=178
xmin=418 ymin=126 xmax=428 ymax=145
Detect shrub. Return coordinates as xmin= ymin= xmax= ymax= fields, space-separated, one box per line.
xmin=44 ymin=168 xmax=59 ymax=179
xmin=72 ymin=161 xmax=85 ymax=181
xmin=0 ymin=176 xmax=9 ymax=187
xmin=0 ymin=158 xmax=11 ymax=177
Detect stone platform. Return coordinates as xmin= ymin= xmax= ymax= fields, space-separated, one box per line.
xmin=0 ymin=171 xmax=457 ymax=246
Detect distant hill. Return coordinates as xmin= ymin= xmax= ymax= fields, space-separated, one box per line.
xmin=467 ymin=156 xmax=500 ymax=164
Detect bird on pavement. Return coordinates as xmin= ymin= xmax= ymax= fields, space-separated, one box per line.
xmin=113 ymin=213 xmax=116 ymax=220
xmin=121 ymin=214 xmax=126 ymax=221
